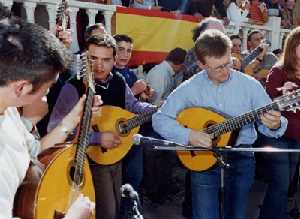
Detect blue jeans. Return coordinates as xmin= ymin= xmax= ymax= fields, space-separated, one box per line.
xmin=191 ymin=152 xmax=255 ymax=219
xmin=258 ymin=136 xmax=300 ymax=219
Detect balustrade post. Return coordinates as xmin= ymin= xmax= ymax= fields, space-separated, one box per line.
xmin=23 ymin=1 xmax=37 ymax=23
xmin=267 ymin=16 xmax=281 ymax=50
xmin=242 ymin=27 xmax=250 ymax=51
xmin=87 ymin=8 xmax=98 ymax=26
xmin=0 ymin=0 xmax=13 ymax=9
xmin=103 ymin=10 xmax=114 ymax=34
xmin=69 ymin=6 xmax=80 ymax=53
xmin=46 ymin=3 xmax=58 ymax=32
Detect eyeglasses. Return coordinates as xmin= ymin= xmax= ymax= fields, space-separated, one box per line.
xmin=207 ymin=59 xmax=233 ymax=73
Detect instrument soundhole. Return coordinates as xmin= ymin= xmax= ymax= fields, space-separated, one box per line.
xmin=118 ymin=120 xmax=129 ymax=136
xmin=68 ymin=164 xmax=83 ymax=186
xmin=69 ymin=165 xmax=75 ymax=182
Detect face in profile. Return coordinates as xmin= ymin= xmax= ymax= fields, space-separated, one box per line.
xmin=14 ymin=79 xmax=55 ymax=108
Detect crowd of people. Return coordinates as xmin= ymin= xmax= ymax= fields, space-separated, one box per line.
xmin=1 ymin=1 xmax=300 ymax=219
xmin=87 ymin=0 xmax=300 ymax=29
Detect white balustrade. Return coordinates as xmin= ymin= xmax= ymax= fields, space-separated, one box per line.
xmin=227 ymin=16 xmax=291 ymax=51
xmin=3 ymin=1 xmax=292 ymax=54
xmin=7 ymin=0 xmax=116 ymax=52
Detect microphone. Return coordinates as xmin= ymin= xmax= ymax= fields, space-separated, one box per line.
xmin=132 ymin=134 xmax=182 ymax=146
xmin=120 ymin=184 xmax=143 ymax=219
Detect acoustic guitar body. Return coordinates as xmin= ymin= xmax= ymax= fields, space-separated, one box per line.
xmin=87 ymin=106 xmax=140 ymax=165
xmin=13 ymin=145 xmax=95 ymax=219
xmin=176 ymin=108 xmax=234 ymax=172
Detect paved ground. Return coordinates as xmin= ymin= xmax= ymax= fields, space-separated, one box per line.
xmin=143 ymin=179 xmax=300 ymax=219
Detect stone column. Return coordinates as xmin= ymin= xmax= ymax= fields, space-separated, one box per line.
xmin=69 ymin=6 xmax=80 ymax=53
xmin=103 ymin=10 xmax=114 ymax=34
xmin=86 ymin=8 xmax=98 ymax=26
xmin=23 ymin=1 xmax=37 ymax=23
xmin=242 ymin=27 xmax=250 ymax=51
xmin=267 ymin=16 xmax=281 ymax=50
xmin=46 ymin=3 xmax=58 ymax=32
xmin=0 ymin=0 xmax=13 ymax=10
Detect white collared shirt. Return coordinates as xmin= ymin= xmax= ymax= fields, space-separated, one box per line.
xmin=0 ymin=107 xmax=41 ymax=218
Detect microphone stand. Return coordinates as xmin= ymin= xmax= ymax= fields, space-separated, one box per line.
xmin=214 ymin=150 xmax=230 ymax=219
xmin=154 ymin=145 xmax=300 ymax=219
xmin=154 ymin=144 xmax=229 ymax=219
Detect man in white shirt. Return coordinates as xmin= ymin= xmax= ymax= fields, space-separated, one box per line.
xmin=146 ymin=47 xmax=186 ymax=105
xmin=0 ymin=6 xmax=100 ymax=219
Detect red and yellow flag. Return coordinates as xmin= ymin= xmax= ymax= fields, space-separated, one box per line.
xmin=115 ymin=7 xmax=198 ymax=66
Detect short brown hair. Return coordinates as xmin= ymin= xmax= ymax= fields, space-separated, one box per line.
xmin=192 ymin=17 xmax=224 ymax=42
xmin=166 ymin=47 xmax=187 ymax=65
xmin=86 ymin=34 xmax=117 ymax=56
xmin=0 ymin=16 xmax=70 ymax=91
xmin=195 ymin=29 xmax=232 ymax=64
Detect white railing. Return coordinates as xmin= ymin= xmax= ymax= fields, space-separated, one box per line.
xmin=1 ymin=0 xmax=116 ymax=52
xmin=1 ymin=0 xmax=291 ymax=54
xmin=226 ymin=16 xmax=290 ymax=51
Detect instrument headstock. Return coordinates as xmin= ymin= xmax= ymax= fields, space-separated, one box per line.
xmin=275 ymin=88 xmax=300 ymax=113
xmin=56 ymin=0 xmax=70 ymax=35
xmin=80 ymin=52 xmax=95 ymax=92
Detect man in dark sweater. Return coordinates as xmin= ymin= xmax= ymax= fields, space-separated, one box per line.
xmin=48 ymin=34 xmax=156 ymax=219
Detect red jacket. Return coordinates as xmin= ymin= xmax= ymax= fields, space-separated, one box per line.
xmin=266 ymin=66 xmax=300 ymax=140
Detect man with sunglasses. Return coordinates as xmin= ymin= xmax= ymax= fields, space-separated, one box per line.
xmin=152 ymin=29 xmax=287 ymax=219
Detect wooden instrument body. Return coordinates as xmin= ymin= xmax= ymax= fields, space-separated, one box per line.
xmin=176 ymin=108 xmax=234 ymax=172
xmin=244 ymin=67 xmax=269 ymax=81
xmin=175 ymin=89 xmax=300 ymax=172
xmin=87 ymin=105 xmax=140 ymax=165
xmin=13 ymin=145 xmax=95 ymax=219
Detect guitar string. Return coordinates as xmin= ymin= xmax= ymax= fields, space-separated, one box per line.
xmin=204 ymin=102 xmax=277 ymax=137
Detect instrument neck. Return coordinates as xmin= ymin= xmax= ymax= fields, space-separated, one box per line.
xmin=125 ymin=108 xmax=157 ymax=131
xmin=207 ymin=102 xmax=279 ymax=138
xmin=73 ymin=87 xmax=95 ymax=186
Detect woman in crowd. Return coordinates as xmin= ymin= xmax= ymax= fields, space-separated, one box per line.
xmin=258 ymin=26 xmax=300 ymax=219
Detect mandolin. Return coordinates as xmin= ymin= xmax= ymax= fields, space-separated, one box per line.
xmin=13 ymin=52 xmax=96 ymax=219
xmin=87 ymin=105 xmax=157 ymax=165
xmin=176 ymin=88 xmax=300 ymax=172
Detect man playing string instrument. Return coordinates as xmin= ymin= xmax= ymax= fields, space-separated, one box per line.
xmin=0 ymin=6 xmax=101 ymax=219
xmin=152 ymin=29 xmax=287 ymax=219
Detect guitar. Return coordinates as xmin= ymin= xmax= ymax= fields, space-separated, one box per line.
xmin=56 ymin=0 xmax=70 ymax=38
xmin=242 ymin=42 xmax=272 ymax=81
xmin=244 ymin=67 xmax=269 ymax=81
xmin=176 ymin=89 xmax=300 ymax=172
xmin=86 ymin=106 xmax=157 ymax=165
xmin=13 ymin=53 xmax=96 ymax=219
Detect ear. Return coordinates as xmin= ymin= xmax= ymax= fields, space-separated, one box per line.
xmin=113 ymin=56 xmax=116 ymax=65
xmin=13 ymin=80 xmax=33 ymax=97
xmin=197 ymin=60 xmax=206 ymax=70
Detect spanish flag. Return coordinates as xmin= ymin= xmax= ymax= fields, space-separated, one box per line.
xmin=115 ymin=7 xmax=198 ymax=66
